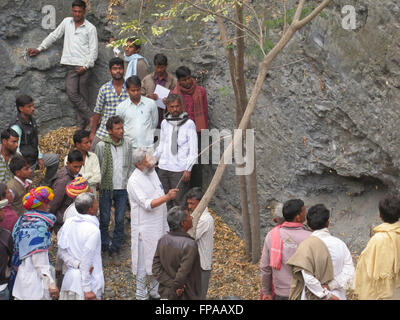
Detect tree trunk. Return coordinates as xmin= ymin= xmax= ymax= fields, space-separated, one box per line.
xmin=235 ymin=1 xmax=261 ymax=263
xmin=191 ymin=0 xmax=332 ymax=236
xmin=216 ymin=14 xmax=252 ymax=259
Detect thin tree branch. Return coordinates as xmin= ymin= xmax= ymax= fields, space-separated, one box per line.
xmin=183 ymin=0 xmax=260 ymax=41
xmin=282 ymin=0 xmax=287 ymax=35
xmin=292 ymin=0 xmax=306 ymax=23
xmin=243 ymin=1 xmax=265 ymax=55
xmin=294 ymin=0 xmax=331 ymax=29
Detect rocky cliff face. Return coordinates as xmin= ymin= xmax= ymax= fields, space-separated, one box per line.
xmin=1 ymin=0 xmax=399 ymax=252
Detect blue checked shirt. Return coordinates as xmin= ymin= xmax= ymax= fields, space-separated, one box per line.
xmin=94 ymin=81 xmax=129 ymax=139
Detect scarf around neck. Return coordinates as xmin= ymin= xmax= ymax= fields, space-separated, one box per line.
xmin=269 ymin=221 xmax=305 ymax=270
xmin=100 ymin=134 xmax=124 ymax=193
xmin=124 ymin=53 xmax=149 ymax=80
xmin=174 ymin=78 xmax=207 ymax=132
xmin=165 ymin=112 xmax=189 ymax=155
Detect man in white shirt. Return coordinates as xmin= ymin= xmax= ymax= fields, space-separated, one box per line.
xmin=154 ymin=94 xmax=198 ymax=209
xmin=185 ymin=187 xmax=214 ymax=300
xmin=287 ymin=204 xmax=354 ymax=300
xmin=57 ymin=192 xmax=104 ymax=300
xmin=27 ymin=0 xmax=98 ymax=129
xmin=127 ymin=148 xmax=178 ymax=300
xmin=116 ymin=76 xmax=158 ymax=149
xmin=64 ymin=130 xmax=101 ymax=197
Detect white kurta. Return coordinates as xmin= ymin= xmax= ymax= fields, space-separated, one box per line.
xmin=57 ymin=213 xmax=104 ymax=298
xmin=301 ymin=228 xmax=355 ymax=300
xmin=13 ymin=251 xmax=55 ymax=300
xmin=127 ymin=168 xmax=169 ymax=275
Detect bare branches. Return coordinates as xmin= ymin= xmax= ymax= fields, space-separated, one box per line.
xmin=292 ymin=0 xmax=306 ymax=23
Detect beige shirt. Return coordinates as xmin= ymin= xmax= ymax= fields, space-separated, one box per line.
xmin=195 ymin=208 xmax=214 ymax=271
xmin=64 ymin=151 xmax=101 ymax=186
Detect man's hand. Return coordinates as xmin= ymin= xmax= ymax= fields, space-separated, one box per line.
xmin=38 ymin=158 xmax=45 ymax=170
xmin=27 ymin=48 xmax=40 ymax=57
xmin=262 ymin=294 xmax=273 ymax=300
xmin=167 ymin=189 xmax=179 ymax=201
xmin=182 ymin=171 xmax=191 ymax=183
xmin=84 ymin=291 xmax=97 ymax=300
xmin=147 ymin=93 xmax=159 ymax=101
xmin=49 ymin=286 xmax=59 ymax=300
xmin=328 ymin=294 xmax=339 ymax=300
xmin=76 ymin=67 xmax=87 ymax=75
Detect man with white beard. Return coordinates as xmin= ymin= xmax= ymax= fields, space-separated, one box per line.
xmin=127 ymin=148 xmax=178 ymax=300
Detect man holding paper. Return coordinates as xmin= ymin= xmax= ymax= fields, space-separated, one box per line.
xmin=142 ymin=54 xmax=177 ymax=128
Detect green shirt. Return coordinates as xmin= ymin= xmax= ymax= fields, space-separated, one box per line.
xmin=0 ymin=152 xmax=13 ymax=184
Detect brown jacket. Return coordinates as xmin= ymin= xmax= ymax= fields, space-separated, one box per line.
xmin=49 ymin=166 xmax=78 ymax=228
xmin=152 ymin=231 xmax=202 ymax=300
xmin=7 ymin=177 xmax=29 ymax=216
xmin=141 ymin=72 xmax=177 ymax=96
xmin=141 ymin=72 xmax=178 ymax=128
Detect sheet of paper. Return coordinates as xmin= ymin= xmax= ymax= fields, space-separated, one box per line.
xmin=154 ymin=84 xmax=170 ymax=110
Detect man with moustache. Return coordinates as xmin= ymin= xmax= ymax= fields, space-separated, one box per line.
xmin=27 ymin=0 xmax=98 ymax=130
xmin=154 ymin=94 xmax=198 ymax=209
xmin=116 ymin=76 xmax=158 ymax=150
xmin=89 ymin=57 xmax=129 ymax=151
xmin=95 ymin=116 xmax=132 ymax=264
xmin=11 ymin=95 xmax=59 ymax=186
xmin=127 ymin=148 xmax=178 ymax=300
xmin=0 ymin=129 xmax=19 ymax=184
xmin=171 ymin=66 xmax=209 ymax=188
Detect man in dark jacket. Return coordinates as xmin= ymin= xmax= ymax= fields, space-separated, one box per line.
xmin=11 ymin=95 xmax=59 ymax=186
xmin=50 ymin=150 xmax=83 ymax=233
xmin=152 ymin=206 xmax=201 ymax=300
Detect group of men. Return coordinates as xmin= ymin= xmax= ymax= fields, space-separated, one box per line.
xmin=260 ymin=196 xmax=400 ymax=300
xmin=0 ymin=0 xmax=214 ymax=300
xmin=1 ymin=0 xmax=400 ymax=302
